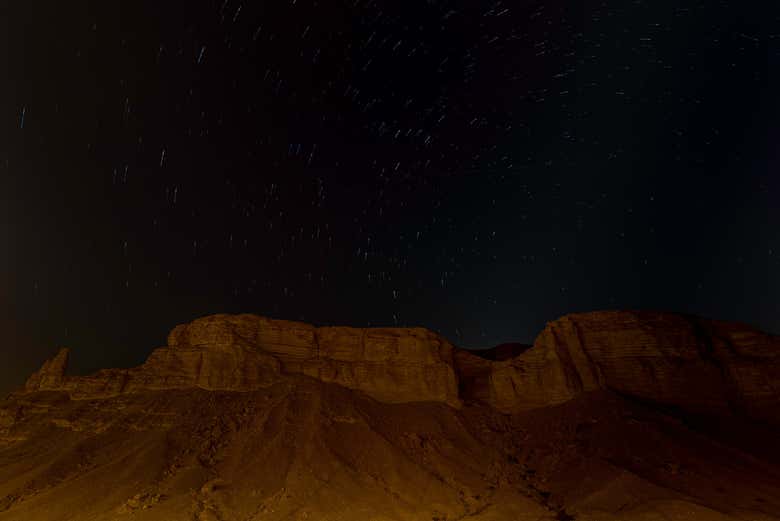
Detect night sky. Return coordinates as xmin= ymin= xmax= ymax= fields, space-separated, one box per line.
xmin=2 ymin=1 xmax=777 ymax=393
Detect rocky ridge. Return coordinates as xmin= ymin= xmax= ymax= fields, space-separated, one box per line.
xmin=24 ymin=314 xmax=460 ymax=407
xmin=455 ymin=310 xmax=780 ymax=425
xmin=6 ymin=309 xmax=780 ymax=521
xmin=23 ymin=311 xmax=780 ymax=424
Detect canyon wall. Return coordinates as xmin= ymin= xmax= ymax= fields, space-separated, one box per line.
xmin=24 ymin=314 xmax=460 ymax=407
xmin=455 ymin=310 xmax=780 ymax=425
xmin=22 ymin=311 xmax=780 ymax=423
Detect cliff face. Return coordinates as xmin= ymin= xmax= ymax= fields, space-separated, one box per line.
xmin=24 ymin=348 xmax=70 ymax=392
xmin=24 ymin=314 xmax=460 ymax=407
xmin=455 ymin=310 xmax=780 ymax=424
xmin=22 ymin=311 xmax=780 ymax=423
xmin=8 ymin=310 xmax=780 ymax=521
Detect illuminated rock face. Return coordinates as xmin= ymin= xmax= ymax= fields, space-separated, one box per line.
xmin=11 ymin=311 xmax=780 ymax=521
xmin=456 ymin=311 xmax=780 ymax=424
xmin=22 ymin=311 xmax=780 ymax=420
xmin=24 ymin=340 xmax=281 ymax=399
xmin=25 ymin=314 xmax=460 ymax=407
xmin=302 ymin=325 xmax=460 ymax=406
xmin=24 ymin=347 xmax=70 ymax=391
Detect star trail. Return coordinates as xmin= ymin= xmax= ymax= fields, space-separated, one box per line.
xmin=2 ymin=0 xmax=777 ymax=391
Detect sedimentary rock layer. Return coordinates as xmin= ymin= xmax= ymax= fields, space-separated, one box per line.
xmin=24 ymin=314 xmax=460 ymax=406
xmin=455 ymin=310 xmax=780 ymax=424
xmin=22 ymin=311 xmax=780 ymax=422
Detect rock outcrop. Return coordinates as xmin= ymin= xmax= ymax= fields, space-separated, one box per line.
xmin=21 ymin=311 xmax=780 ymax=421
xmin=456 ymin=310 xmax=780 ymax=424
xmin=23 ymin=314 xmax=460 ymax=407
xmin=8 ymin=311 xmax=780 ymax=521
xmin=24 ymin=347 xmax=70 ymax=391
xmin=23 ymin=339 xmax=281 ymax=399
xmin=166 ymin=314 xmax=460 ymax=406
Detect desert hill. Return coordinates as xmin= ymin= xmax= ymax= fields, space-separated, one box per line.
xmin=2 ymin=310 xmax=780 ymax=520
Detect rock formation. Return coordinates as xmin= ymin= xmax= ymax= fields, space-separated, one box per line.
xmin=5 ymin=310 xmax=780 ymax=521
xmin=20 ymin=311 xmax=780 ymax=424
xmin=24 ymin=347 xmax=69 ymax=391
xmin=467 ymin=342 xmax=531 ymax=361
xmin=455 ymin=310 xmax=780 ymax=425
xmin=23 ymin=330 xmax=281 ymax=398
xmin=23 ymin=314 xmax=460 ymax=407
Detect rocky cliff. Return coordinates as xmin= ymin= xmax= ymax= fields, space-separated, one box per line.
xmin=8 ymin=310 xmax=780 ymax=520
xmin=22 ymin=311 xmax=780 ymax=424
xmin=455 ymin=310 xmax=780 ymax=424
xmin=24 ymin=314 xmax=460 ymax=407
xmin=23 ymin=347 xmax=69 ymax=392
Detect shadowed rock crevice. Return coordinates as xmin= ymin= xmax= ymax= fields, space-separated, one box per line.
xmin=466 ymin=343 xmax=531 ymax=361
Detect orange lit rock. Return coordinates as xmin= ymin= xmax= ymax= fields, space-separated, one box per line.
xmin=21 ymin=311 xmax=780 ymax=421
xmin=305 ymin=326 xmax=459 ymax=405
xmin=167 ymin=315 xmax=460 ymax=406
xmin=456 ymin=311 xmax=780 ymax=424
xmin=23 ymin=314 xmax=460 ymax=406
xmin=24 ymin=347 xmax=70 ymax=391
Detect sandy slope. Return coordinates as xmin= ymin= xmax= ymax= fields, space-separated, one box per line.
xmin=1 ymin=373 xmax=779 ymax=521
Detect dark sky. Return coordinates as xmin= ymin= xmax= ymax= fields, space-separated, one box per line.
xmin=2 ymin=0 xmax=778 ymax=392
